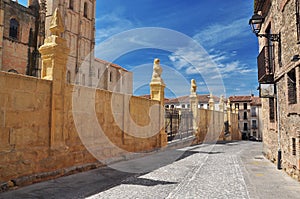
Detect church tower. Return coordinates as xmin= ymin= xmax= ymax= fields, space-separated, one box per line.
xmin=45 ymin=0 xmax=96 ymax=85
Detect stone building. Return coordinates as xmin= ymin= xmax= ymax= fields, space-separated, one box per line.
xmin=251 ymin=0 xmax=300 ymax=179
xmin=164 ymin=94 xmax=220 ymax=110
xmin=229 ymin=95 xmax=262 ymax=140
xmin=0 ymin=0 xmax=132 ymax=94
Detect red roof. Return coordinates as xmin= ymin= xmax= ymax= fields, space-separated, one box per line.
xmin=250 ymin=96 xmax=262 ymax=106
xmin=165 ymin=94 xmax=220 ymax=104
xmin=229 ymin=96 xmax=252 ymax=102
xmin=229 ymin=95 xmax=261 ymax=106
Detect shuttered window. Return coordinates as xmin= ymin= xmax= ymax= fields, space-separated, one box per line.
xmin=269 ymin=98 xmax=275 ymax=121
xmin=287 ymin=69 xmax=297 ymax=104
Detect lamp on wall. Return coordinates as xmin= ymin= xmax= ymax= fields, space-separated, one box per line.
xmin=249 ymin=13 xmax=280 ymax=42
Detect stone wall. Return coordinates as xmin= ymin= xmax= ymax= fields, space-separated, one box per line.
xmin=1 ymin=0 xmax=37 ymax=74
xmin=255 ymin=0 xmax=300 ymax=180
xmin=197 ymin=109 xmax=241 ymax=143
xmin=0 ymin=71 xmax=163 ymax=188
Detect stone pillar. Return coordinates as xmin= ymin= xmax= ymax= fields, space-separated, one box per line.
xmin=227 ymin=99 xmax=231 ymax=125
xmin=209 ymin=93 xmax=215 ymax=110
xmin=190 ymin=79 xmax=198 ymax=133
xmin=150 ymin=58 xmax=167 ymax=147
xmin=219 ymin=95 xmax=224 ymax=112
xmin=39 ymin=8 xmax=70 ymax=149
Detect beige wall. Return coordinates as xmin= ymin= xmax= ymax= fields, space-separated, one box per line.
xmin=0 ymin=71 xmax=160 ymax=186
xmin=197 ymin=109 xmax=241 ymax=143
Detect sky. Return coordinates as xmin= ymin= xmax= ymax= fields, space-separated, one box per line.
xmin=19 ymin=0 xmax=259 ymax=98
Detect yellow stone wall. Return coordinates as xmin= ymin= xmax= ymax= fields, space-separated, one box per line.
xmin=0 ymin=71 xmax=163 ymax=186
xmin=197 ymin=109 xmax=241 ymax=143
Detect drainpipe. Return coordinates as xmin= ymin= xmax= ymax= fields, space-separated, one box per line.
xmin=276 ymin=83 xmax=281 ymax=169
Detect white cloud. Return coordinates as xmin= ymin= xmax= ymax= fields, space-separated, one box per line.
xmin=95 ymin=13 xmax=135 ymax=43
xmin=193 ymin=18 xmax=249 ymax=47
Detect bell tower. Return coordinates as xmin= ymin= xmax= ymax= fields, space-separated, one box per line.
xmin=45 ymin=0 xmax=96 ymax=85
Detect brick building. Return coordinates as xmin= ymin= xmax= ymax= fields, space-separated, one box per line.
xmin=0 ymin=0 xmax=132 ymax=94
xmin=250 ymin=0 xmax=300 ymax=179
xmin=229 ymin=95 xmax=262 ymax=141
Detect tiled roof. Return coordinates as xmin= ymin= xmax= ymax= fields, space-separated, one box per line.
xmin=94 ymin=58 xmax=128 ymax=72
xmin=165 ymin=94 xmax=220 ymax=104
xmin=229 ymin=95 xmax=262 ymax=106
xmin=229 ymin=96 xmax=252 ymax=102
xmin=250 ymin=96 xmax=262 ymax=106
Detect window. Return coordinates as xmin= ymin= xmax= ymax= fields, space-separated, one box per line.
xmin=292 ymin=138 xmax=296 ymax=156
xmin=243 ymin=123 xmax=248 ymax=131
xmin=69 ymin=0 xmax=74 ymax=10
xmin=252 ymin=120 xmax=257 ymax=129
xmin=269 ymin=98 xmax=275 ymax=121
xmin=109 ymin=72 xmax=112 ymax=82
xmin=296 ymin=0 xmax=300 ymax=43
xmin=287 ymin=69 xmax=297 ymax=104
xmin=83 ymin=2 xmax=88 ymax=18
xmin=9 ymin=18 xmax=19 ymax=39
xmin=243 ymin=112 xmax=247 ymax=120
xmin=82 ymin=74 xmax=85 ymax=86
xmin=253 ymin=131 xmax=257 ymax=137
xmin=181 ymin=104 xmax=186 ymax=109
xmin=251 ymin=107 xmax=257 ymax=117
xmin=235 ymin=103 xmax=239 ymax=109
xmin=244 ymin=103 xmax=247 ymax=110
xmin=67 ymin=71 xmax=71 ymax=83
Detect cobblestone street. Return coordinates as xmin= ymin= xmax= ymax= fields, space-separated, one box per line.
xmin=1 ymin=141 xmax=300 ymax=199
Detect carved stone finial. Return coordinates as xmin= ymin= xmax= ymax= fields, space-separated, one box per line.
xmin=219 ymin=95 xmax=224 ymax=103
xmin=151 ymin=58 xmax=164 ymax=85
xmin=209 ymin=93 xmax=214 ymax=103
xmin=49 ymin=8 xmax=64 ymax=36
xmin=191 ymin=79 xmax=197 ymax=94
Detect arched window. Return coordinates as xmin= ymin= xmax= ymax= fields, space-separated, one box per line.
xmin=83 ymin=2 xmax=88 ymax=18
xmin=69 ymin=0 xmax=74 ymax=10
xmin=82 ymin=74 xmax=85 ymax=86
xmin=67 ymin=71 xmax=71 ymax=83
xmin=109 ymin=71 xmax=112 ymax=82
xmin=9 ymin=18 xmax=19 ymax=39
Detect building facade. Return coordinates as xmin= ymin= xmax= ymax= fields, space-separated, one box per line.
xmin=229 ymin=95 xmax=262 ymax=140
xmin=165 ymin=94 xmax=220 ymax=110
xmin=0 ymin=0 xmax=132 ymax=94
xmin=252 ymin=0 xmax=300 ymax=179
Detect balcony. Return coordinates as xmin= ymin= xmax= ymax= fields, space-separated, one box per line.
xmin=257 ymin=45 xmax=274 ymax=83
xmin=252 ymin=125 xmax=258 ymax=130
xmin=254 ymin=0 xmax=271 ymax=15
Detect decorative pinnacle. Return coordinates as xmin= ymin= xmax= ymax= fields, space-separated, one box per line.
xmin=49 ymin=8 xmax=64 ymax=36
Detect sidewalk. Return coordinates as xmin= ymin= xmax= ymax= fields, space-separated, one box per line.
xmin=0 ymin=141 xmax=300 ymax=199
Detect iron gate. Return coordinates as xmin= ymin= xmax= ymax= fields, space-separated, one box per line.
xmin=165 ymin=109 xmax=194 ymax=142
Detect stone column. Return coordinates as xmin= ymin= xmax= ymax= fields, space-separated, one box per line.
xmin=150 ymin=58 xmax=167 ymax=147
xmin=219 ymin=95 xmax=224 ymax=112
xmin=190 ymin=79 xmax=198 ymax=133
xmin=39 ymin=8 xmax=70 ymax=149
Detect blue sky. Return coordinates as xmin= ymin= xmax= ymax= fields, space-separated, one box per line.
xmin=19 ymin=0 xmax=259 ymax=98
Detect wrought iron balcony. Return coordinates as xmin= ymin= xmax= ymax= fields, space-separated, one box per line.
xmin=257 ymin=45 xmax=274 ymax=83
xmin=252 ymin=125 xmax=258 ymax=130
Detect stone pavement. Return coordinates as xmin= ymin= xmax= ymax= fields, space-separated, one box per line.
xmin=1 ymin=141 xmax=300 ymax=199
